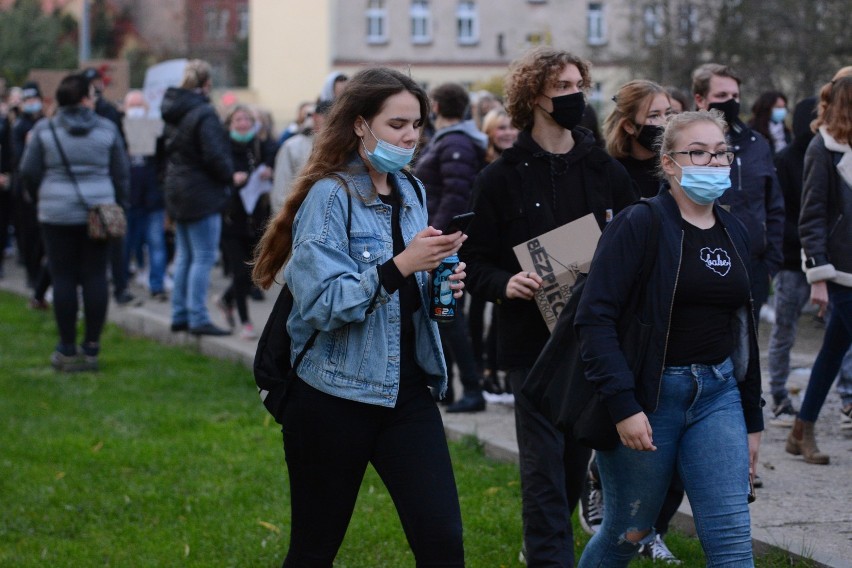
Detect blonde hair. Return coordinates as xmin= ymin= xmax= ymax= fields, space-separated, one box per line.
xmin=180 ymin=59 xmax=212 ymax=90
xmin=481 ymin=107 xmax=510 ymax=163
xmin=658 ymin=110 xmax=728 ymax=180
xmin=603 ymin=80 xmax=669 ymax=159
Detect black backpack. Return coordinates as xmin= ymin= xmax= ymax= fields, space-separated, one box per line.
xmin=253 ymin=171 xmax=424 ymax=422
xmin=520 ymin=200 xmax=661 ymax=450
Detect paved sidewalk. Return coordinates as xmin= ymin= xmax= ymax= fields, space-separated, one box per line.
xmin=2 ymin=260 xmax=850 ymax=566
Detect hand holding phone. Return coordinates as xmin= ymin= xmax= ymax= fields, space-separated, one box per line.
xmin=443 ymin=212 xmax=475 ymax=235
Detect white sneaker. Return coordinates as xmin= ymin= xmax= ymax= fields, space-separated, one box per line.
xmin=240 ymin=323 xmax=257 ymax=340
xmin=638 ymin=534 xmax=682 ymax=564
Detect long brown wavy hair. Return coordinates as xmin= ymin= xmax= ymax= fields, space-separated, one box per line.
xmin=251 ymin=67 xmax=429 ymax=289
xmin=812 ymin=67 xmax=852 ymax=145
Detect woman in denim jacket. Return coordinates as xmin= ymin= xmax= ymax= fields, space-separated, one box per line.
xmin=252 ymin=68 xmax=467 ymax=567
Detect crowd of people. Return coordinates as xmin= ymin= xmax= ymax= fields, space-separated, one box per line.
xmin=2 ymin=50 xmax=850 ymax=566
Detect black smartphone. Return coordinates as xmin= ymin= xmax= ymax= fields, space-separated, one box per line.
xmin=748 ymin=476 xmax=756 ymax=504
xmin=444 ymin=212 xmax=475 ymax=235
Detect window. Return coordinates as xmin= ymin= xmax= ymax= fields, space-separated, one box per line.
xmin=237 ymin=5 xmax=249 ymax=40
xmin=366 ymin=0 xmax=388 ymax=44
xmin=643 ymin=4 xmax=665 ymax=46
xmin=677 ymin=2 xmax=698 ymax=44
xmin=456 ymin=1 xmax=479 ymax=45
xmin=410 ymin=1 xmax=432 ymax=44
xmin=587 ymin=3 xmax=606 ymax=46
xmin=204 ymin=6 xmax=229 ymax=40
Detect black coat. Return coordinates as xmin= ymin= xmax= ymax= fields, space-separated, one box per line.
xmin=575 ymin=191 xmax=764 ymax=433
xmin=161 ymin=88 xmax=234 ymax=222
xmin=222 ymin=136 xmax=277 ymax=240
xmin=461 ymin=127 xmax=637 ymax=369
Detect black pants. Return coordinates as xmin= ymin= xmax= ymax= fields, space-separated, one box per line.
xmin=507 ymin=367 xmax=592 ymax=568
xmin=0 ymin=189 xmax=11 ymax=272
xmin=438 ymin=302 xmax=482 ymax=397
xmin=220 ymin=235 xmax=254 ymax=323
xmin=281 ymin=377 xmax=464 ymax=567
xmin=41 ymin=224 xmax=110 ymax=350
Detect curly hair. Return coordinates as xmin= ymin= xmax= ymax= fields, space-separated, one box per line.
xmin=505 ymin=47 xmax=591 ymax=131
xmin=603 ymin=80 xmax=669 ymax=159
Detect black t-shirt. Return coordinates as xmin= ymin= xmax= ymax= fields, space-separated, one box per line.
xmin=618 ymin=155 xmax=661 ymax=199
xmin=378 ymin=185 xmax=426 ymax=393
xmin=665 ymin=219 xmax=750 ymax=366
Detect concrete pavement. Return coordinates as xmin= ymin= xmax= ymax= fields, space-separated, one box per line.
xmin=2 ymin=259 xmax=850 ymax=566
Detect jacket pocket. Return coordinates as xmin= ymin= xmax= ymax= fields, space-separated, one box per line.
xmin=348 ymin=233 xmax=385 ymax=267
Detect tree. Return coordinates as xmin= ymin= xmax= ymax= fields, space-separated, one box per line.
xmin=0 ymin=0 xmax=78 ymax=85
xmin=623 ymin=0 xmax=852 ymax=104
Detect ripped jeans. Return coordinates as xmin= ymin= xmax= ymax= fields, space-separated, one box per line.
xmin=578 ymin=358 xmax=753 ymax=567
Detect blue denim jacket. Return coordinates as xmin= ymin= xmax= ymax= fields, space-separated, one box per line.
xmin=283 ymin=158 xmax=448 ymax=406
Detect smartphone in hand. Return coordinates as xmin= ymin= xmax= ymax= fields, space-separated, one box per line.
xmin=443 ymin=212 xmax=475 ymax=235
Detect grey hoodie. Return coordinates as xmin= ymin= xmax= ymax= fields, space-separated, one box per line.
xmin=20 ymin=106 xmax=129 ymax=225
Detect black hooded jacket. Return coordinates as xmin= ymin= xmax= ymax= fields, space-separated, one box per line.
xmin=462 ymin=127 xmax=637 ymax=369
xmin=774 ymin=97 xmax=817 ymax=271
xmin=161 ymin=87 xmax=234 ymax=222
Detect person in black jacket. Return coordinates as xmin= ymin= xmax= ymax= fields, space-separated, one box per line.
xmin=576 ymin=111 xmax=763 ymax=566
xmin=692 ymin=63 xmax=785 ymax=323
xmin=217 ymin=104 xmax=276 ymax=340
xmin=161 ymin=59 xmax=241 ymax=336
xmin=414 ymin=82 xmax=487 ymax=412
xmin=789 ymin=73 xmax=852 ymax=465
xmin=462 ymin=47 xmax=636 ymax=567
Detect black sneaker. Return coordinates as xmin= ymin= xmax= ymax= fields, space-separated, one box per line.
xmin=445 ymin=393 xmax=486 ymax=413
xmin=769 ymin=397 xmax=797 ymax=428
xmin=115 ymin=290 xmax=142 ymax=306
xmin=579 ymin=472 xmax=604 ymax=535
xmin=189 ymin=322 xmax=231 ymax=336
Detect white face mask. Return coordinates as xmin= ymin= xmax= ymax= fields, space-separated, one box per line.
xmin=125 ymin=107 xmax=146 ymax=119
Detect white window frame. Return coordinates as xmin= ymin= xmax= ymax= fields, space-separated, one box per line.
xmin=410 ymin=0 xmax=432 ymax=45
xmin=456 ymin=1 xmax=479 ymax=46
xmin=643 ymin=4 xmax=665 ymax=46
xmin=587 ymin=3 xmax=607 ymax=46
xmin=366 ymin=0 xmax=388 ymax=45
xmin=204 ymin=6 xmax=229 ymax=40
xmin=237 ymin=4 xmax=249 ymax=40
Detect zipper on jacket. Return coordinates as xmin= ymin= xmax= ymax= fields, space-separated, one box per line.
xmin=654 ymin=229 xmax=684 ymax=412
xmin=828 ymin=213 xmax=844 ymax=239
xmin=736 ymin=156 xmax=743 ymax=191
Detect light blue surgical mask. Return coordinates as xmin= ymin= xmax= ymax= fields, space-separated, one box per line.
xmin=22 ymin=101 xmax=42 ymax=114
xmin=230 ymin=129 xmax=255 ymax=144
xmin=675 ymin=164 xmax=731 ymax=205
xmin=361 ymin=120 xmax=416 ymax=173
xmin=771 ymin=107 xmax=787 ymax=124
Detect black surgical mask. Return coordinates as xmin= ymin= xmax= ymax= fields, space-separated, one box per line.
xmin=545 ymin=92 xmax=586 ymax=131
xmin=708 ymin=98 xmax=740 ymax=128
xmin=634 ymin=124 xmax=665 ymax=152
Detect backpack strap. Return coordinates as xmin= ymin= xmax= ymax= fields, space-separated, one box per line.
xmin=401 ymin=168 xmax=425 ymax=206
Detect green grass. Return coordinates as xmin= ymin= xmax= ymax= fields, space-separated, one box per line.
xmin=0 ymin=291 xmax=814 ymax=567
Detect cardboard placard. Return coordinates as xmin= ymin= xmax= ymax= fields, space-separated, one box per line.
xmin=513 ymin=213 xmax=601 ymax=332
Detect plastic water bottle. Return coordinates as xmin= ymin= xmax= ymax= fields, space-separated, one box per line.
xmin=429 ymin=254 xmax=458 ymax=322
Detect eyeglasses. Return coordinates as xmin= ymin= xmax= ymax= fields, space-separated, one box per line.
xmin=669 ymin=150 xmax=735 ymax=166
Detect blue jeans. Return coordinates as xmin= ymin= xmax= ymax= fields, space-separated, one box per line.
xmin=579 ymin=358 xmax=753 ymax=568
xmin=145 ymin=210 xmax=167 ymax=294
xmin=768 ymin=270 xmax=811 ymax=402
xmin=768 ymin=271 xmax=852 ymax=407
xmin=171 ymin=213 xmax=221 ymax=328
xmin=800 ymin=282 xmax=852 ymax=422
